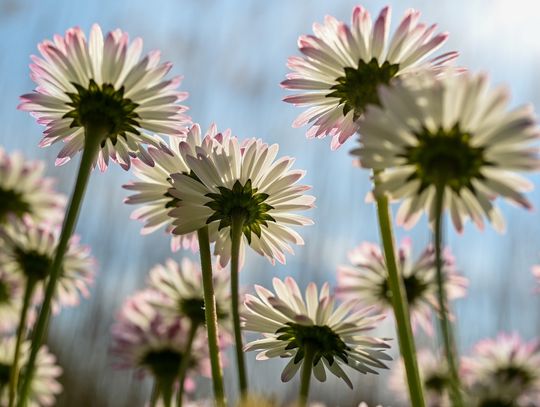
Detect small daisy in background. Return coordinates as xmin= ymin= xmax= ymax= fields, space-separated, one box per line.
xmin=123 ymin=123 xmax=226 ymax=253
xmin=243 ymin=277 xmax=391 ymax=405
xmin=0 ymin=148 xmax=65 ymax=225
xmin=462 ymin=333 xmax=540 ymax=406
xmin=19 ymin=24 xmax=190 ymax=170
xmin=111 ymin=290 xmax=214 ymax=406
xmin=169 ymin=134 xmax=315 ymax=266
xmin=354 ymin=70 xmax=540 ymax=233
xmin=0 ymin=336 xmax=62 ymax=406
xmin=337 ymin=239 xmax=467 ymax=335
xmin=282 ymin=5 xmax=457 ymax=149
xmin=390 ymin=349 xmax=452 ymax=407
xmin=0 ymin=270 xmax=25 ymax=334
xmin=0 ymin=219 xmax=95 ymax=314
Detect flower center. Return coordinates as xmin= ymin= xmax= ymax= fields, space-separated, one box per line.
xmin=14 ymin=248 xmax=52 ymax=281
xmin=205 ymin=180 xmax=275 ymax=243
xmin=275 ymin=322 xmax=349 ymax=366
xmin=64 ymin=79 xmax=140 ymax=143
xmin=327 ymin=58 xmax=400 ymax=119
xmin=403 ymin=124 xmax=488 ymax=192
xmin=0 ymin=187 xmax=31 ymax=223
xmin=381 ymin=274 xmax=428 ymax=306
xmin=424 ymin=373 xmax=450 ymax=394
xmin=179 ymin=297 xmax=228 ymax=325
xmin=478 ymin=400 xmax=515 ymax=407
xmin=493 ymin=365 xmax=533 ymax=386
xmin=0 ymin=362 xmax=10 ymax=387
xmin=141 ymin=348 xmax=184 ymax=381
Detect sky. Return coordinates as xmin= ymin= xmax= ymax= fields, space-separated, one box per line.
xmin=2 ymin=0 xmax=540 ymax=405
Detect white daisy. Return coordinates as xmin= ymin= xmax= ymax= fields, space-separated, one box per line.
xmin=0 ymin=218 xmax=95 ymax=314
xmin=111 ymin=290 xmax=211 ymax=394
xmin=19 ymin=24 xmax=190 ymax=171
xmin=0 ymin=336 xmax=62 ymax=407
xmin=390 ymin=349 xmax=452 ymax=407
xmin=353 ymin=71 xmax=540 ymax=232
xmin=123 ymin=123 xmax=225 ymax=252
xmin=282 ymin=5 xmax=457 ymax=149
xmin=169 ymin=134 xmax=315 ymax=265
xmin=0 ymin=148 xmax=65 ymax=225
xmin=337 ymin=238 xmax=467 ymax=336
xmin=0 ymin=270 xmax=25 ymax=334
xmin=462 ymin=333 xmax=540 ymax=406
xmin=146 ymin=257 xmax=231 ymax=328
xmin=243 ymin=277 xmax=391 ymax=388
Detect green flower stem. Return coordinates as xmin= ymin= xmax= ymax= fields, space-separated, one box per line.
xmin=176 ymin=320 xmax=199 ymax=407
xmin=8 ymin=277 xmax=37 ymax=407
xmin=159 ymin=376 xmax=175 ymax=407
xmin=17 ymin=127 xmax=102 ymax=407
xmin=434 ymin=185 xmax=464 ymax=407
xmin=230 ymin=213 xmax=248 ymax=398
xmin=197 ymin=227 xmax=226 ymax=407
xmin=298 ymin=343 xmax=315 ymax=407
xmin=374 ymin=182 xmax=426 ymax=407
xmin=150 ymin=382 xmax=161 ymax=407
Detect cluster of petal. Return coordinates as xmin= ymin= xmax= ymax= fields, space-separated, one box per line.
xmin=146 ymin=257 xmax=231 ymax=327
xmin=354 ymin=71 xmax=540 ymax=232
xmin=282 ymin=5 xmax=457 ymax=149
xmin=110 ymin=290 xmax=211 ymax=391
xmin=0 ymin=219 xmax=95 ymax=313
xmin=462 ymin=333 xmax=540 ymax=406
xmin=0 ymin=148 xmax=65 ymax=224
xmin=337 ymin=239 xmax=467 ymax=335
xmin=19 ymin=24 xmax=190 ymax=170
xmin=124 ymin=123 xmax=225 ymax=252
xmin=0 ymin=336 xmax=62 ymax=406
xmin=243 ymin=277 xmax=391 ymax=388
xmin=390 ymin=349 xmax=451 ymax=407
xmin=169 ymin=134 xmax=315 ymax=266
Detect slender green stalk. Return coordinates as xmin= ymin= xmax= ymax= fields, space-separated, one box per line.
xmin=17 ymin=128 xmax=102 ymax=407
xmin=230 ymin=213 xmax=248 ymax=397
xmin=434 ymin=185 xmax=464 ymax=407
xmin=8 ymin=278 xmax=36 ymax=407
xmin=374 ymin=187 xmax=426 ymax=407
xmin=150 ymin=382 xmax=161 ymax=407
xmin=176 ymin=321 xmax=199 ymax=407
xmin=298 ymin=344 xmax=315 ymax=407
xmin=197 ymin=227 xmax=226 ymax=407
xmin=159 ymin=376 xmax=175 ymax=407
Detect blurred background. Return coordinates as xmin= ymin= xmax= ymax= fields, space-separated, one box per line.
xmin=1 ymin=0 xmax=540 ymax=405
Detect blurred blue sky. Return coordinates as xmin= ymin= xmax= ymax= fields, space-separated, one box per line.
xmin=2 ymin=0 xmax=540 ymax=405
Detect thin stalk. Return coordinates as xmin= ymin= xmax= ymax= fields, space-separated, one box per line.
xmin=17 ymin=128 xmax=101 ymax=407
xmin=298 ymin=344 xmax=315 ymax=407
xmin=150 ymin=382 xmax=161 ymax=407
xmin=8 ymin=278 xmax=36 ymax=407
xmin=434 ymin=185 xmax=464 ymax=407
xmin=159 ymin=376 xmax=175 ymax=407
xmin=374 ymin=183 xmax=426 ymax=407
xmin=230 ymin=213 xmax=248 ymax=397
xmin=197 ymin=227 xmax=226 ymax=407
xmin=176 ymin=321 xmax=199 ymax=407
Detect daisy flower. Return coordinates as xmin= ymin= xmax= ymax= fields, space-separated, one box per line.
xmin=19 ymin=24 xmax=190 ymax=171
xmin=282 ymin=5 xmax=457 ymax=149
xmin=462 ymin=333 xmax=540 ymax=406
xmin=0 ymin=336 xmax=62 ymax=406
xmin=336 ymin=239 xmax=467 ymax=335
xmin=124 ymin=123 xmax=225 ymax=252
xmin=0 ymin=148 xmax=65 ymax=225
xmin=169 ymin=134 xmax=315 ymax=265
xmin=111 ymin=290 xmax=211 ymax=394
xmin=243 ymin=277 xmax=391 ymax=388
xmin=0 ymin=270 xmax=25 ymax=333
xmin=390 ymin=349 xmax=452 ymax=407
xmin=0 ymin=218 xmax=95 ymax=313
xmin=147 ymin=257 xmax=231 ymax=327
xmin=353 ymin=71 xmax=540 ymax=232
